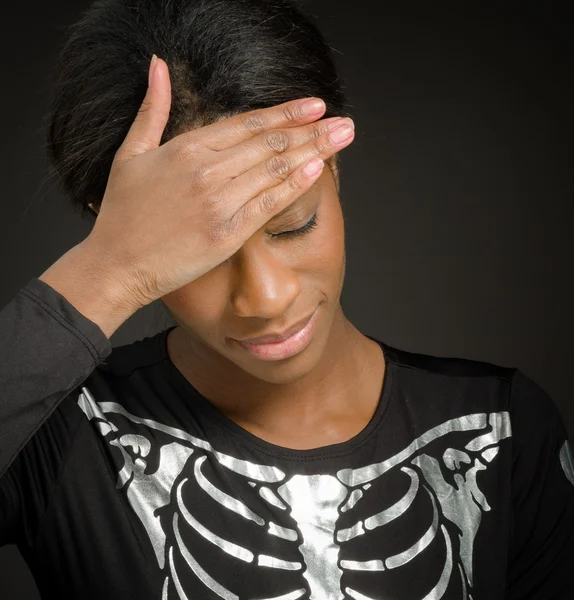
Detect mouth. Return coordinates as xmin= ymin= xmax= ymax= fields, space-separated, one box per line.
xmin=232 ymin=306 xmax=320 ymax=361
xmin=233 ymin=310 xmax=316 ymax=345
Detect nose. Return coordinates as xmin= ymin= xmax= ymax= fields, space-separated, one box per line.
xmin=229 ymin=246 xmax=302 ymax=320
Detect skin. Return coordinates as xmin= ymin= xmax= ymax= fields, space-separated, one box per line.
xmin=160 ymin=156 xmax=387 ymax=450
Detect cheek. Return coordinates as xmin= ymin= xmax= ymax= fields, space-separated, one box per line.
xmin=162 ymin=280 xmax=224 ymax=329
xmin=310 ymin=204 xmax=345 ymax=272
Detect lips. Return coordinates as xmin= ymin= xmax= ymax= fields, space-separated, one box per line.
xmin=234 ymin=311 xmax=315 ymax=345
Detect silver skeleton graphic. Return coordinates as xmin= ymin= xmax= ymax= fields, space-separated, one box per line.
xmin=77 ymin=387 xmax=516 ymax=600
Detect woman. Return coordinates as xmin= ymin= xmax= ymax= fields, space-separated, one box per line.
xmin=1 ymin=0 xmax=573 ymax=598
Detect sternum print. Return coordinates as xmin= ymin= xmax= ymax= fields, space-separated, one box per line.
xmin=277 ymin=474 xmax=348 ymax=600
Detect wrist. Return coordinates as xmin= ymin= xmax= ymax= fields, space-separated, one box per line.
xmin=39 ymin=238 xmax=143 ymax=339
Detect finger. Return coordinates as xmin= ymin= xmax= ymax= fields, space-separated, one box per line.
xmin=116 ymin=55 xmax=172 ymax=163
xmin=223 ymin=117 xmax=355 ymax=205
xmin=182 ymin=97 xmax=327 ymax=152
xmin=210 ymin=116 xmax=349 ymax=180
xmin=231 ymin=155 xmax=326 ymax=237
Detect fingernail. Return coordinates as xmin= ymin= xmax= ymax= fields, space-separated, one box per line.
xmin=327 ymin=118 xmax=345 ymax=131
xmin=149 ymin=54 xmax=158 ymax=88
xmin=301 ymin=98 xmax=325 ymax=115
xmin=303 ymin=158 xmax=324 ymax=177
xmin=328 ymin=117 xmax=355 ymax=131
xmin=330 ymin=125 xmax=354 ymax=144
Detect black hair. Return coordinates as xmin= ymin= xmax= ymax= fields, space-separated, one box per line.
xmin=44 ymin=0 xmax=350 ymax=221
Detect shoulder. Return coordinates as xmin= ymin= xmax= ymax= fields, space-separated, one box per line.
xmin=507 ymin=367 xmax=566 ymax=438
xmin=364 ymin=336 xmax=517 ymax=419
xmin=376 ymin=338 xmax=568 ymax=440
xmin=378 ymin=337 xmax=515 ymax=381
xmin=95 ymin=327 xmax=170 ymax=378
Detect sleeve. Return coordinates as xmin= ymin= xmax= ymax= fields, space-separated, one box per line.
xmin=505 ymin=368 xmax=574 ymax=599
xmin=0 ymin=277 xmax=112 ymax=544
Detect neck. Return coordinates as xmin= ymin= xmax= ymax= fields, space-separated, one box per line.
xmin=166 ymin=305 xmax=379 ymax=433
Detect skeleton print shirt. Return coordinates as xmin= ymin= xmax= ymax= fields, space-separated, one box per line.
xmin=1 ymin=277 xmax=573 ymax=600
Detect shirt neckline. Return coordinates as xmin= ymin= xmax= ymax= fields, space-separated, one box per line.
xmin=156 ymin=325 xmax=394 ymax=461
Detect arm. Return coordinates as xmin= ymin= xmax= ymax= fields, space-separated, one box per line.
xmin=505 ymin=369 xmax=574 ymax=599
xmin=0 ymin=239 xmax=139 ymax=481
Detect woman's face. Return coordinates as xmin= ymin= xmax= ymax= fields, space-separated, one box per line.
xmin=161 ymin=160 xmax=347 ymax=386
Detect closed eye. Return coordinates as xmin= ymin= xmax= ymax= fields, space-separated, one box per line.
xmin=271 ymin=212 xmax=319 ymax=238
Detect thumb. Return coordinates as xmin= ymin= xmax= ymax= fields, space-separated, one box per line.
xmin=116 ymin=55 xmax=172 ymax=163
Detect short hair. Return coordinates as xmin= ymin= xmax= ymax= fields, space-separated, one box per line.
xmin=44 ymin=0 xmax=350 ymax=220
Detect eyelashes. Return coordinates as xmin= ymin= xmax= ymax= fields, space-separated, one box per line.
xmin=272 ymin=212 xmax=319 ymax=239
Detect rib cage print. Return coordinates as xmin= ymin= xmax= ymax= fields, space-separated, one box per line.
xmin=77 ymin=387 xmax=512 ymax=600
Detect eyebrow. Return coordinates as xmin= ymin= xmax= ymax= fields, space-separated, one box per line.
xmin=270 ymin=180 xmax=320 ymax=220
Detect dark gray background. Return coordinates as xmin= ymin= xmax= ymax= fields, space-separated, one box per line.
xmin=1 ymin=1 xmax=572 ymax=597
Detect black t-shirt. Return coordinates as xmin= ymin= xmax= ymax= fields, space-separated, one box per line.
xmin=1 ymin=277 xmax=573 ymax=599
